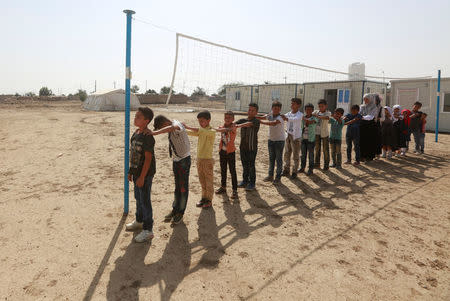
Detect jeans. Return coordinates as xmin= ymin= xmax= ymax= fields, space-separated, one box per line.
xmin=329 ymin=138 xmax=342 ymax=167
xmin=134 ymin=176 xmax=154 ymax=231
xmin=219 ymin=150 xmax=238 ymax=191
xmin=412 ymin=129 xmax=421 ymax=152
xmin=314 ymin=135 xmax=330 ymax=168
xmin=419 ymin=133 xmax=425 ymax=152
xmin=172 ymin=156 xmax=191 ymax=214
xmin=301 ymin=139 xmax=315 ymax=170
xmin=240 ymin=149 xmax=257 ymax=185
xmin=346 ymin=134 xmax=360 ymax=162
xmin=268 ymin=140 xmax=285 ymax=179
xmin=283 ymin=134 xmax=301 ymax=173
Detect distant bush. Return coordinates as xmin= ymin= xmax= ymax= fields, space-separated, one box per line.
xmin=76 ymin=89 xmax=88 ymax=101
xmin=39 ymin=87 xmax=52 ymax=96
xmin=24 ymin=92 xmax=36 ymax=97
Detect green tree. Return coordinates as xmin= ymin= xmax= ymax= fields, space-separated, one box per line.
xmin=145 ymin=89 xmax=158 ymax=95
xmin=160 ymin=86 xmax=174 ymax=94
xmin=131 ymin=85 xmax=140 ymax=93
xmin=76 ymin=89 xmax=88 ymax=101
xmin=191 ymin=86 xmax=206 ymax=97
xmin=39 ymin=87 xmax=53 ymax=96
xmin=217 ymin=81 xmax=244 ymax=96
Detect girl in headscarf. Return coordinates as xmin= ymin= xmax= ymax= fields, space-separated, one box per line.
xmin=381 ymin=106 xmax=395 ymax=158
xmin=401 ymin=109 xmax=412 ymax=154
xmin=359 ymin=93 xmax=383 ymax=161
xmin=392 ymin=105 xmax=403 ymax=155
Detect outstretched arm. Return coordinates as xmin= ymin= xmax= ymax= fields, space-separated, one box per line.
xmin=260 ymin=119 xmax=281 ymax=126
xmin=151 ymin=124 xmax=180 ymax=135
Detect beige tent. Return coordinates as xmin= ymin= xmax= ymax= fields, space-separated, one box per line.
xmin=83 ymin=89 xmax=141 ymax=111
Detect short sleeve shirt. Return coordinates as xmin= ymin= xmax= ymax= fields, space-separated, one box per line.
xmin=169 ymin=120 xmax=190 ymax=162
xmin=129 ymin=131 xmax=156 ymax=178
xmin=345 ymin=113 xmax=362 ymax=137
xmin=267 ymin=114 xmax=285 ymax=141
xmin=236 ymin=118 xmax=260 ymax=151
xmin=313 ymin=110 xmax=332 ymax=137
xmin=285 ymin=111 xmax=303 ymax=140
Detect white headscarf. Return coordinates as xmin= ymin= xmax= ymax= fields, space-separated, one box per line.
xmin=392 ymin=104 xmax=403 ymax=121
xmin=360 ymin=93 xmax=381 ymax=117
xmin=383 ymin=106 xmax=393 ymax=121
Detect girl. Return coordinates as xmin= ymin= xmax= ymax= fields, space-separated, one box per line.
xmin=359 ymin=93 xmax=382 ymax=161
xmin=392 ymin=105 xmax=403 ymax=156
xmin=401 ymin=109 xmax=412 ymax=154
xmin=381 ymin=106 xmax=395 ymax=159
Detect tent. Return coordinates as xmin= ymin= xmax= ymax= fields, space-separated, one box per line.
xmin=83 ymin=89 xmax=141 ymax=111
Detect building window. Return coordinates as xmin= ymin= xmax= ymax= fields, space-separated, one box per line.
xmin=271 ymin=89 xmax=280 ymax=101
xmin=444 ymin=93 xmax=450 ymax=112
xmin=234 ymin=91 xmax=240 ymax=100
xmin=254 ymin=88 xmax=259 ymax=94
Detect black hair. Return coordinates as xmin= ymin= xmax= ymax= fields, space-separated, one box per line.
xmin=291 ymin=98 xmax=302 ymax=105
xmin=153 ymin=114 xmax=171 ymax=130
xmin=249 ymin=103 xmax=259 ymax=111
xmin=272 ymin=101 xmax=282 ymax=108
xmin=414 ymin=101 xmax=422 ymax=107
xmin=197 ymin=110 xmax=211 ymax=120
xmin=304 ymin=103 xmax=314 ymax=110
xmin=351 ymin=104 xmax=360 ymax=111
xmin=335 ymin=108 xmax=344 ymax=115
xmin=318 ymin=99 xmax=327 ymax=105
xmin=224 ymin=110 xmax=235 ymax=117
xmin=138 ymin=107 xmax=154 ymax=123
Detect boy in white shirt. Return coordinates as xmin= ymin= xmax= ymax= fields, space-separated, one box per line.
xmin=313 ymin=99 xmax=331 ymax=170
xmin=257 ymin=101 xmax=285 ymax=184
xmin=281 ymin=98 xmax=303 ymax=179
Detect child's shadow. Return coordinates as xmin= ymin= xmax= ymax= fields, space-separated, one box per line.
xmin=106 ymin=223 xmax=190 ymax=301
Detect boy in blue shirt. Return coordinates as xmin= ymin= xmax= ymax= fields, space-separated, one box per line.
xmin=329 ymin=108 xmax=345 ymax=169
xmin=344 ymin=105 xmax=362 ymax=166
xmin=299 ymin=103 xmax=318 ymax=176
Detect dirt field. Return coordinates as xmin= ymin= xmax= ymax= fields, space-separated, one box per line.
xmin=1 ymin=100 xmax=449 ymax=300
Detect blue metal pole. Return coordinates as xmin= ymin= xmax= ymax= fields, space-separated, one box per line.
xmin=435 ymin=70 xmax=441 ymax=142
xmin=123 ymin=9 xmax=135 ymax=215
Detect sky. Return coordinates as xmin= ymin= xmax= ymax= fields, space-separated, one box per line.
xmin=1 ymin=0 xmax=449 ymax=95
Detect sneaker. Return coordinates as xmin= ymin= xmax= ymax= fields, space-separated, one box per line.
xmin=344 ymin=161 xmax=352 ymax=165
xmin=215 ymin=187 xmax=226 ymax=194
xmin=290 ymin=172 xmax=297 ymax=179
xmin=135 ymin=229 xmax=154 ymax=243
xmin=202 ymin=200 xmax=212 ymax=208
xmin=164 ymin=211 xmax=175 ymax=222
xmin=231 ymin=190 xmax=239 ymax=200
xmin=196 ymin=199 xmax=206 ymax=207
xmin=172 ymin=213 xmax=183 ymax=224
xmin=353 ymin=161 xmax=360 ymax=166
xmin=381 ymin=152 xmax=387 ymax=158
xmin=245 ymin=183 xmax=256 ymax=191
xmin=126 ymin=220 xmax=143 ymax=231
xmin=237 ymin=181 xmax=248 ymax=188
xmin=281 ymin=170 xmax=290 ymax=177
xmin=263 ymin=176 xmax=274 ymax=182
xmin=330 ymin=163 xmax=337 ymax=168
xmin=307 ymin=169 xmax=313 ymax=176
xmin=273 ymin=177 xmax=281 ymax=184
xmin=413 ymin=150 xmax=419 ymax=154
xmin=298 ymin=168 xmax=305 ymax=173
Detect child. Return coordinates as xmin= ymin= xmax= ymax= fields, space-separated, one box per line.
xmin=381 ymin=106 xmax=395 ymax=159
xmin=151 ymin=115 xmax=191 ymax=224
xmin=215 ymin=111 xmax=238 ymax=199
xmin=184 ymin=111 xmax=216 ymax=208
xmin=235 ymin=103 xmax=260 ymax=191
xmin=329 ymin=108 xmax=345 ymax=169
xmin=299 ymin=103 xmax=318 ymax=175
xmin=257 ymin=101 xmax=285 ymax=184
xmin=401 ymin=109 xmax=411 ymax=154
xmin=281 ymin=98 xmax=303 ymax=179
xmin=409 ymin=101 xmax=423 ymax=154
xmin=313 ymin=99 xmax=331 ymax=170
xmin=420 ymin=113 xmax=427 ymax=154
xmin=344 ymin=105 xmax=362 ymax=166
xmin=126 ymin=107 xmax=156 ymax=243
xmin=392 ymin=105 xmax=405 ymax=156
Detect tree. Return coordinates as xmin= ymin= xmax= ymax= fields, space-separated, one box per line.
xmin=24 ymin=92 xmax=36 ymax=97
xmin=160 ymin=86 xmax=174 ymax=94
xmin=145 ymin=89 xmax=158 ymax=95
xmin=76 ymin=89 xmax=88 ymax=101
xmin=217 ymin=81 xmax=244 ymax=96
xmin=39 ymin=87 xmax=53 ymax=96
xmin=131 ymin=85 xmax=140 ymax=93
xmin=191 ymin=86 xmax=206 ymax=97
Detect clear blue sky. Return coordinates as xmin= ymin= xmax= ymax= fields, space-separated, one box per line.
xmin=1 ymin=0 xmax=449 ymax=95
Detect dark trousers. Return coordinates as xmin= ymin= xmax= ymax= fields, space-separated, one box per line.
xmin=240 ymin=149 xmax=257 ymax=185
xmin=329 ymin=138 xmax=342 ymax=167
xmin=412 ymin=129 xmax=422 ymax=152
xmin=301 ymin=140 xmax=315 ymax=170
xmin=172 ymin=156 xmax=191 ymax=214
xmin=346 ymin=134 xmax=360 ymax=162
xmin=134 ymin=176 xmax=154 ymax=231
xmin=219 ymin=150 xmax=238 ymax=191
xmin=268 ymin=140 xmax=285 ymax=179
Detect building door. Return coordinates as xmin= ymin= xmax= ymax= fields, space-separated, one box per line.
xmin=337 ymin=89 xmax=351 ymax=114
xmin=324 ymin=89 xmax=337 ymax=112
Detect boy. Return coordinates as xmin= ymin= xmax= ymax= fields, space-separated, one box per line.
xmin=299 ymin=103 xmax=318 ymax=176
xmin=235 ymin=103 xmax=260 ymax=191
xmin=257 ymin=101 xmax=285 ymax=184
xmin=344 ymin=105 xmax=362 ymax=166
xmin=409 ymin=101 xmax=423 ymax=154
xmin=151 ymin=115 xmax=191 ymax=224
xmin=215 ymin=111 xmax=239 ymax=199
xmin=184 ymin=111 xmax=216 ymax=208
xmin=313 ymin=99 xmax=331 ymax=170
xmin=126 ymin=107 xmax=156 ymax=243
xmin=329 ymin=108 xmax=345 ymax=169
xmin=419 ymin=112 xmax=427 ymax=154
xmin=281 ymin=98 xmax=303 ymax=179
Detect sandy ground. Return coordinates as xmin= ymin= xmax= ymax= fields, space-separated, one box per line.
xmin=1 ymin=100 xmax=449 ymax=301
